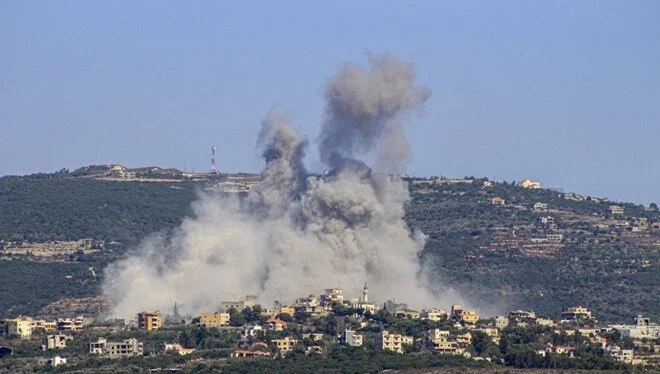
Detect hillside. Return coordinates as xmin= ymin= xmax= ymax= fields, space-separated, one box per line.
xmin=0 ymin=172 xmax=658 ymax=322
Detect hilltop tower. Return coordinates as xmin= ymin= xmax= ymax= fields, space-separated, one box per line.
xmin=362 ymin=282 xmax=368 ymax=303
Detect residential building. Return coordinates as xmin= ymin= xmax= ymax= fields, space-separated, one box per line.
xmin=56 ymin=316 xmax=84 ymax=332
xmin=220 ymin=297 xmax=256 ymax=312
xmin=320 ymin=288 xmax=344 ymax=304
xmin=137 ymin=311 xmax=162 ymax=331
xmin=475 ymin=328 xmax=500 ymax=344
xmin=509 ymin=310 xmax=536 ymax=321
xmin=302 ymin=333 xmax=324 ymax=342
xmin=495 ymin=316 xmax=509 ymax=329
xmin=561 ymin=306 xmax=592 ymax=321
xmin=200 ymin=312 xmax=230 ymax=328
xmin=609 ymin=205 xmax=624 ymax=215
xmin=242 ymin=324 xmax=263 ymax=339
xmin=395 ymin=309 xmax=421 ymax=319
xmin=278 ymin=306 xmax=295 ymax=316
xmin=272 ymin=336 xmax=299 ymax=355
xmin=47 ymin=356 xmax=67 ymax=367
xmin=536 ymin=318 xmax=555 ymax=327
xmin=610 ymin=315 xmax=660 ymax=339
xmin=609 ymin=348 xmax=634 ymax=364
xmin=421 ymin=309 xmax=447 ymax=322
xmin=519 ymin=180 xmax=541 ymax=189
xmin=456 ymin=332 xmax=472 ymax=346
xmin=545 ymin=234 xmax=563 ymax=243
xmin=461 ymin=310 xmax=479 ymax=324
xmin=490 ymin=197 xmax=505 ymax=205
xmin=533 ymin=202 xmax=549 ymax=212
xmin=428 ymin=330 xmax=463 ymax=355
xmin=164 ymin=343 xmax=195 ymax=355
xmin=265 ymin=318 xmax=287 ymax=331
xmin=343 ymin=329 xmax=363 ymax=347
xmin=377 ymin=331 xmax=413 ymax=354
xmin=46 ymin=334 xmax=73 ymax=349
xmin=6 ymin=316 xmax=33 ymax=339
xmin=89 ymin=338 xmax=144 ymax=358
xmin=231 ymin=349 xmax=271 ymax=358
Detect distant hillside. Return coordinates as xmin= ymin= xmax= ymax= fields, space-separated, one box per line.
xmin=0 ymin=172 xmax=658 ymax=322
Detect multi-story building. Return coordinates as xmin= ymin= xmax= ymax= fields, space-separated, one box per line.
xmin=475 ymin=328 xmax=500 ymax=344
xmin=265 ymin=318 xmax=287 ymax=331
xmin=56 ymin=316 xmax=84 ymax=332
xmin=89 ymin=338 xmax=143 ymax=358
xmin=609 ymin=315 xmax=660 ymax=339
xmin=609 ymin=205 xmax=624 ymax=215
xmin=320 ymin=288 xmax=344 ymax=304
xmin=272 ymin=336 xmax=299 ymax=355
xmin=137 ymin=311 xmax=162 ymax=331
xmin=561 ymin=306 xmax=592 ymax=321
xmin=421 ymin=309 xmax=448 ymax=322
xmin=6 ymin=316 xmax=33 ymax=339
xmin=509 ymin=310 xmax=536 ymax=321
xmin=456 ymin=332 xmax=472 ymax=346
xmin=220 ymin=297 xmax=255 ymax=312
xmin=46 ymin=334 xmax=73 ymax=349
xmin=200 ymin=312 xmax=230 ymax=328
xmin=461 ymin=310 xmax=479 ymax=324
xmin=377 ymin=331 xmax=413 ymax=354
xmin=343 ymin=329 xmax=363 ymax=347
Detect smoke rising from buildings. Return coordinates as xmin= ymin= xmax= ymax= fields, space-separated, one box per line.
xmin=103 ymin=52 xmax=465 ymax=317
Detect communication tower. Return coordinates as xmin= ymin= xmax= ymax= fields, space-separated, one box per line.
xmin=211 ymin=145 xmax=217 ymax=173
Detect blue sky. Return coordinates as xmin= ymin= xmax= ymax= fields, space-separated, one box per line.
xmin=1 ymin=1 xmax=658 ymax=204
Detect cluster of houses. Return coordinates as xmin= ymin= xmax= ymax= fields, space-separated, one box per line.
xmin=3 ymin=287 xmax=660 ymax=367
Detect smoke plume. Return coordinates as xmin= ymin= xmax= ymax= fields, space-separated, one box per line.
xmin=103 ymin=53 xmax=462 ymax=318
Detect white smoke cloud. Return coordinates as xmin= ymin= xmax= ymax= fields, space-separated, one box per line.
xmin=102 ymin=53 xmax=466 ymax=318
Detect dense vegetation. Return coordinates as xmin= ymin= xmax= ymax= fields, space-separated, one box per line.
xmin=0 ymin=173 xmax=658 ymax=322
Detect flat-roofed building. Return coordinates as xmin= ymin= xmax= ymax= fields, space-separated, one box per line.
xmin=46 ymin=334 xmax=73 ymax=349
xmin=137 ymin=311 xmax=162 ymax=331
xmin=377 ymin=331 xmax=413 ymax=354
xmin=200 ymin=312 xmax=230 ymax=328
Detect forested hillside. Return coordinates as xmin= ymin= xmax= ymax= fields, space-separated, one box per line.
xmin=0 ymin=174 xmax=658 ymax=322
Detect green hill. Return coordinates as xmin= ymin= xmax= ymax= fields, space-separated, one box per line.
xmin=0 ymin=173 xmax=658 ymax=322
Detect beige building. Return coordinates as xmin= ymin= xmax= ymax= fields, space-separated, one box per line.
xmin=461 ymin=310 xmax=479 ymax=324
xmin=519 ymin=179 xmax=541 ymax=189
xmin=475 ymin=328 xmax=500 ymax=344
xmin=428 ymin=329 xmax=464 ymax=355
xmin=46 ymin=334 xmax=73 ymax=349
xmin=377 ymin=331 xmax=413 ymax=354
xmin=272 ymin=336 xmax=299 ymax=355
xmin=6 ymin=316 xmax=34 ymax=339
xmin=137 ymin=311 xmax=162 ymax=331
xmin=561 ymin=306 xmax=592 ymax=321
xmin=200 ymin=312 xmax=230 ymax=327
xmin=456 ymin=332 xmax=472 ymax=346
xmin=421 ymin=309 xmax=448 ymax=322
xmin=164 ymin=343 xmax=195 ymax=355
xmin=495 ymin=315 xmax=509 ymax=329
xmin=490 ymin=197 xmax=505 ymax=205
xmin=609 ymin=205 xmax=624 ymax=215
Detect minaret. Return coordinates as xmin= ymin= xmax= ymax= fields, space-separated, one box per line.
xmin=362 ymin=282 xmax=368 ymax=303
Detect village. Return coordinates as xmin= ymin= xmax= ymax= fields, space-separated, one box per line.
xmin=1 ymin=283 xmax=659 ymax=370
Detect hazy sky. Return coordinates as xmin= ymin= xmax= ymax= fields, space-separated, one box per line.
xmin=1 ymin=1 xmax=658 ymax=204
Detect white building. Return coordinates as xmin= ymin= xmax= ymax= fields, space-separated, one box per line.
xmin=344 ymin=329 xmax=363 ymax=347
